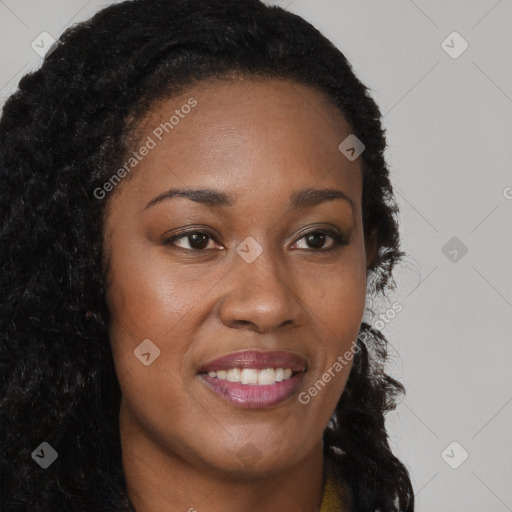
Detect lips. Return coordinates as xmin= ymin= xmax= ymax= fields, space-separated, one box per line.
xmin=198 ymin=349 xmax=308 ymax=373
xmin=197 ymin=350 xmax=308 ymax=409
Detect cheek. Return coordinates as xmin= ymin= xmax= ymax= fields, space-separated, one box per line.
xmin=295 ymin=248 xmax=366 ymax=409
xmin=105 ymin=252 xmax=198 ymax=437
xmin=106 ymin=240 xmax=207 ymax=340
xmin=298 ymin=245 xmax=367 ymax=334
xmin=105 ymin=244 xmax=197 ymax=391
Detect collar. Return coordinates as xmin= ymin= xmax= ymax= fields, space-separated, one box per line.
xmin=318 ymin=455 xmax=354 ymax=512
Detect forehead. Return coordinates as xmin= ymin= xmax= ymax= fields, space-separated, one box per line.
xmin=111 ymin=77 xmax=362 ymax=211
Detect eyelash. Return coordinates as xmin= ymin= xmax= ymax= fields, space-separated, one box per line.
xmin=162 ymin=229 xmax=349 ymax=253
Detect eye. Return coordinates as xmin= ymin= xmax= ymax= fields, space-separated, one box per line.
xmin=163 ymin=228 xmax=348 ymax=253
xmin=163 ymin=230 xmax=220 ymax=251
xmin=292 ymin=230 xmax=348 ymax=252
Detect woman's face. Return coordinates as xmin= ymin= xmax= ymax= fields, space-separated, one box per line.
xmin=104 ymin=77 xmax=376 ymax=477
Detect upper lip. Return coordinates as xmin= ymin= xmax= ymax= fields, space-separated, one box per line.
xmin=198 ymin=349 xmax=308 ymax=373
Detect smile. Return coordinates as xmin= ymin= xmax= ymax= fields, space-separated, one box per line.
xmin=206 ymin=367 xmax=294 ymax=385
xmin=198 ymin=350 xmax=307 ymax=409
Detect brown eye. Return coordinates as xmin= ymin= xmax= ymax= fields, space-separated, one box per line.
xmin=293 ymin=230 xmax=348 ymax=252
xmin=164 ymin=231 xmax=218 ymax=250
xmin=305 ymin=232 xmax=326 ymax=249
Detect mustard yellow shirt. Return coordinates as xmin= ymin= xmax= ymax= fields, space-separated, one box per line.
xmin=318 ymin=455 xmax=354 ymax=512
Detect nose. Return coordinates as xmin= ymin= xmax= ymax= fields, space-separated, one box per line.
xmin=217 ymin=246 xmax=305 ymax=334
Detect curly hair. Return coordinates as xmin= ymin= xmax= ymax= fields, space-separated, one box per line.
xmin=0 ymin=0 xmax=414 ymax=510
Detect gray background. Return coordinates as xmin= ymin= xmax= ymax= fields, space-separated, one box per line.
xmin=1 ymin=1 xmax=511 ymax=511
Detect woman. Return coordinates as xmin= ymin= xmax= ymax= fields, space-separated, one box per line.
xmin=0 ymin=0 xmax=414 ymax=510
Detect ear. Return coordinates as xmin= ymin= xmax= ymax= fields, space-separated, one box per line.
xmin=365 ymin=228 xmax=379 ymax=270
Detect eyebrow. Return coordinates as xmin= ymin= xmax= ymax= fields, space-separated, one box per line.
xmin=144 ymin=187 xmax=354 ymax=212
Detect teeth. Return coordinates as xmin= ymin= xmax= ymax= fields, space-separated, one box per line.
xmin=241 ymin=368 xmax=258 ymax=384
xmin=227 ymin=368 xmax=241 ymax=382
xmin=258 ymin=368 xmax=275 ymax=385
xmin=206 ymin=367 xmax=295 ymax=385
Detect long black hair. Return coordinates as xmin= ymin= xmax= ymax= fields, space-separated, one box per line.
xmin=0 ymin=1 xmax=413 ymax=510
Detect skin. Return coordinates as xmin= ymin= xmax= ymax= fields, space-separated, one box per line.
xmin=104 ymin=76 xmax=378 ymax=512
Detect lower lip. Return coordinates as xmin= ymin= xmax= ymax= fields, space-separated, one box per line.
xmin=199 ymin=372 xmax=305 ymax=409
